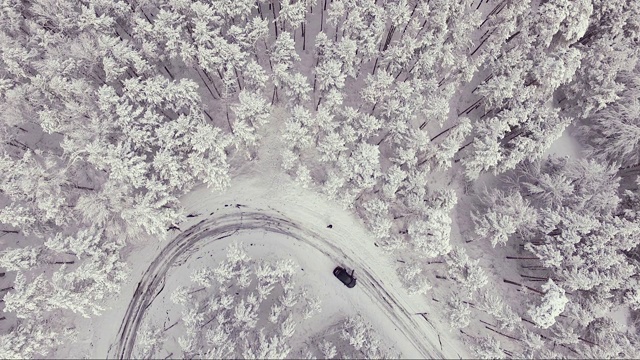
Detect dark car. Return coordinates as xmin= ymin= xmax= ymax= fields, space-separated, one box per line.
xmin=333 ymin=266 xmax=356 ymax=288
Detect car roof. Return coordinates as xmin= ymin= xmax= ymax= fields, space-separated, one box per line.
xmin=337 ymin=271 xmax=354 ymax=283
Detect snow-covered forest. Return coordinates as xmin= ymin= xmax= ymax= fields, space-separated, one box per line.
xmin=0 ymin=0 xmax=639 ymax=358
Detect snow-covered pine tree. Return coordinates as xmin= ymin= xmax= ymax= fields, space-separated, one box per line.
xmin=471 ymin=188 xmax=537 ymax=247
xmin=446 ymin=246 xmax=488 ymax=296
xmin=0 ymin=151 xmax=69 ymax=236
xmin=270 ymin=31 xmax=300 ymax=104
xmin=471 ymin=335 xmax=504 ymax=359
xmin=361 ymin=198 xmax=392 ymax=239
xmin=527 ymin=279 xmax=568 ymax=329
xmin=447 ymin=293 xmax=471 ymax=330
xmin=0 ymin=320 xmax=66 ymax=359
xmin=165 ymin=243 xmax=323 ymax=359
xmin=579 ymin=66 xmax=640 ymax=172
xmin=560 ymin=0 xmax=640 ymax=119
xmin=464 ymin=0 xmax=583 ymax=177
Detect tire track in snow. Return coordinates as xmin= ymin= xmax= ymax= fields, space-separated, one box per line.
xmin=107 ymin=209 xmax=441 ymax=359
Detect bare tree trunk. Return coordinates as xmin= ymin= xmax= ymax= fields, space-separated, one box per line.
xmin=202 ymin=69 xmax=222 ymax=97
xmin=313 ymin=57 xmax=320 ymax=93
xmin=521 ymin=274 xmax=552 ymax=281
xmin=472 ymin=74 xmax=494 ymax=93
xmin=457 ymin=140 xmax=474 ymax=152
xmin=458 ymin=98 xmax=484 ymax=116
xmin=142 ymin=9 xmax=153 ymax=24
xmin=321 ymin=0 xmax=327 ymax=32
xmin=203 ymin=110 xmax=214 ymax=123
xmin=234 ymin=68 xmax=243 ymax=90
xmin=196 ymin=68 xmax=219 ymax=100
xmin=164 ymin=65 xmax=174 ymax=80
xmin=263 ymin=39 xmax=274 ymax=71
xmin=503 ymin=279 xmax=544 ymax=295
xmin=257 ymin=2 xmax=264 ymax=20
xmin=188 ymin=287 xmax=206 ymax=295
xmin=506 ymin=256 xmax=538 ymax=260
xmin=226 ymin=108 xmax=234 ymax=134
xmin=430 ymin=124 xmax=456 ymax=142
xmin=401 ymin=4 xmax=418 ymax=36
xmin=381 ymin=26 xmax=395 ymax=52
xmin=302 ymin=23 xmax=306 ymax=50
xmin=479 ymin=1 xmax=508 ymax=29
xmin=271 ymin=1 xmax=279 ymax=38
xmin=470 ymin=29 xmax=495 ymax=57
xmin=164 ymin=321 xmax=179 ymax=332
xmin=501 ymin=127 xmax=525 ymax=145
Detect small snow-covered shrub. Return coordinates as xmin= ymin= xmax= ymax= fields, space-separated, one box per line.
xmin=476 ymin=290 xmax=520 ymax=332
xmin=170 ymin=286 xmax=190 ymax=306
xmin=340 ymin=315 xmax=399 ymax=358
xmin=398 ymin=261 xmax=432 ymax=295
xmin=317 ymin=340 xmax=337 ymax=359
xmin=446 ymin=246 xmax=488 ymax=297
xmin=135 ymin=324 xmax=165 ymax=359
xmin=190 ymin=267 xmax=215 ymax=288
xmin=447 ymin=294 xmax=471 ymax=330
xmin=362 ymin=198 xmax=392 ymax=239
xmin=296 ymin=165 xmax=313 ymax=188
xmin=408 ymin=215 xmax=452 ymax=258
xmin=527 ymin=279 xmax=568 ymax=329
xmin=377 ymin=236 xmax=405 ymax=252
xmin=471 ymin=335 xmax=504 ymax=359
xmin=471 ymin=189 xmax=537 ymax=247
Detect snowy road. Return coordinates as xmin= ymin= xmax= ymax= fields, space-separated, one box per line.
xmin=106 ymin=207 xmax=445 ymax=359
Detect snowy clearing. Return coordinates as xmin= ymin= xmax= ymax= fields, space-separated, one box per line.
xmin=96 ymin=176 xmax=468 ymax=358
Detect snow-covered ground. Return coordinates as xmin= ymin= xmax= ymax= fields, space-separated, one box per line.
xmin=132 ymin=229 xmax=414 ymax=358
xmin=542 ymin=126 xmax=582 ymax=158
xmin=6 ymin=2 xmax=636 ymax=359
xmin=66 ymin=152 xmax=470 ymax=359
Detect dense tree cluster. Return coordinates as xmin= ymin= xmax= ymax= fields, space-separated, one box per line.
xmin=158 ymin=243 xmax=322 ymax=359
xmin=0 ymin=0 xmax=638 ymax=358
xmin=140 ymin=243 xmax=396 ymax=359
xmin=471 ymin=156 xmax=640 ymax=357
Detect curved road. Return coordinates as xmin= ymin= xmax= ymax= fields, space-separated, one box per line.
xmin=106 ymin=208 xmax=443 ymax=359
